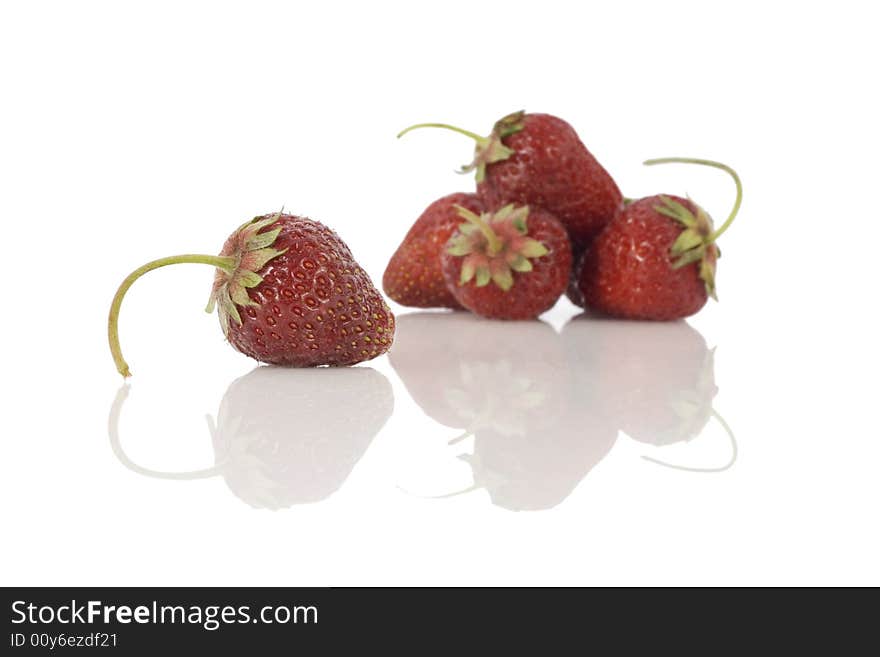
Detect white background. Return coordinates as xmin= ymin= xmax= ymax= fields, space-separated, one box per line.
xmin=1 ymin=1 xmax=878 ymax=586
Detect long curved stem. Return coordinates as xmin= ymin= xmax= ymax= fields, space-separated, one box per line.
xmin=397 ymin=122 xmax=487 ymax=144
xmin=643 ymin=157 xmax=742 ymax=243
xmin=108 ymin=254 xmax=237 ymax=377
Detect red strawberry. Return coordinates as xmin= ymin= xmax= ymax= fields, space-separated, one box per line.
xmin=577 ymin=158 xmax=741 ymax=321
xmin=108 ymin=212 xmax=395 ymax=375
xmin=399 ymin=111 xmax=623 ymax=246
xmin=440 ymin=204 xmax=572 ymax=320
xmin=383 ymin=192 xmax=484 ymax=309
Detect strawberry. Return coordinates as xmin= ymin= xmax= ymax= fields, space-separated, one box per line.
xmin=576 ymin=158 xmax=741 ymax=321
xmin=383 ymin=192 xmax=484 ymax=309
xmin=108 ymin=212 xmax=395 ymax=375
xmin=440 ymin=204 xmax=572 ymax=320
xmin=399 ymin=111 xmax=623 ymax=246
xmin=109 ymin=366 xmax=393 ymax=509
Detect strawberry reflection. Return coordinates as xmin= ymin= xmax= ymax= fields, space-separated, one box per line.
xmin=562 ymin=314 xmax=717 ymax=446
xmin=109 ymin=367 xmax=393 ymax=509
xmin=562 ymin=313 xmax=735 ymax=473
xmin=391 ymin=311 xmax=733 ymax=511
xmin=390 ymin=312 xmax=617 ymax=512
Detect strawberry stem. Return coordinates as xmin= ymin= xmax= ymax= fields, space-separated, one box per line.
xmin=396 ymin=122 xmax=488 ymax=146
xmin=108 ymin=254 xmax=237 ymax=378
xmin=643 ymin=157 xmax=742 ymax=243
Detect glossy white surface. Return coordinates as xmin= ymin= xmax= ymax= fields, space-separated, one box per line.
xmin=1 ymin=1 xmax=878 ymax=586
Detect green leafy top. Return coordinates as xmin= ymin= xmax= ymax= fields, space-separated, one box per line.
xmin=643 ymin=157 xmax=743 ymax=303
xmin=446 ymin=204 xmax=549 ymax=292
xmin=654 ymin=196 xmax=720 ymax=300
xmin=460 ymin=111 xmax=525 ymax=183
xmin=206 ymin=213 xmax=288 ymax=335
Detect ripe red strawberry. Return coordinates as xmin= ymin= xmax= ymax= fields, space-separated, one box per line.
xmin=108 ymin=212 xmax=395 ymax=375
xmin=399 ymin=111 xmax=623 ymax=247
xmin=440 ymin=204 xmax=572 ymax=320
xmin=577 ymin=158 xmax=741 ymax=320
xmin=383 ymin=192 xmax=484 ymax=309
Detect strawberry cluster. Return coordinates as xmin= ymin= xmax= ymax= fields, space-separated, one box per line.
xmin=386 ymin=111 xmax=740 ymax=321
xmin=106 ymin=111 xmax=741 ymax=377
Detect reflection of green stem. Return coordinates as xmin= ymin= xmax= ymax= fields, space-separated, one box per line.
xmin=108 ymin=385 xmax=226 ymax=480
xmin=395 ymin=483 xmax=481 ymax=500
xmin=641 ymin=408 xmax=737 ymax=473
xmin=394 ymin=424 xmax=481 ymax=499
xmin=108 ymin=254 xmax=237 ymax=377
xmin=448 ymin=430 xmax=473 ymax=446
xmin=643 ymin=157 xmax=742 ymax=243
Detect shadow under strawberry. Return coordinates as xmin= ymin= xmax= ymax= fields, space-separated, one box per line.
xmin=109 ymin=366 xmax=393 ymax=509
xmin=391 ymin=311 xmax=617 ymax=511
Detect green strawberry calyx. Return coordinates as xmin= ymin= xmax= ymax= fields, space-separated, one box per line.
xmin=397 ymin=111 xmax=526 ymax=183
xmin=206 ymin=214 xmax=288 ymax=336
xmin=447 ymin=203 xmax=548 ymax=292
xmin=107 ymin=213 xmax=287 ymax=378
xmin=644 ymin=157 xmax=743 ymax=301
xmin=654 ymin=195 xmax=721 ymax=300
